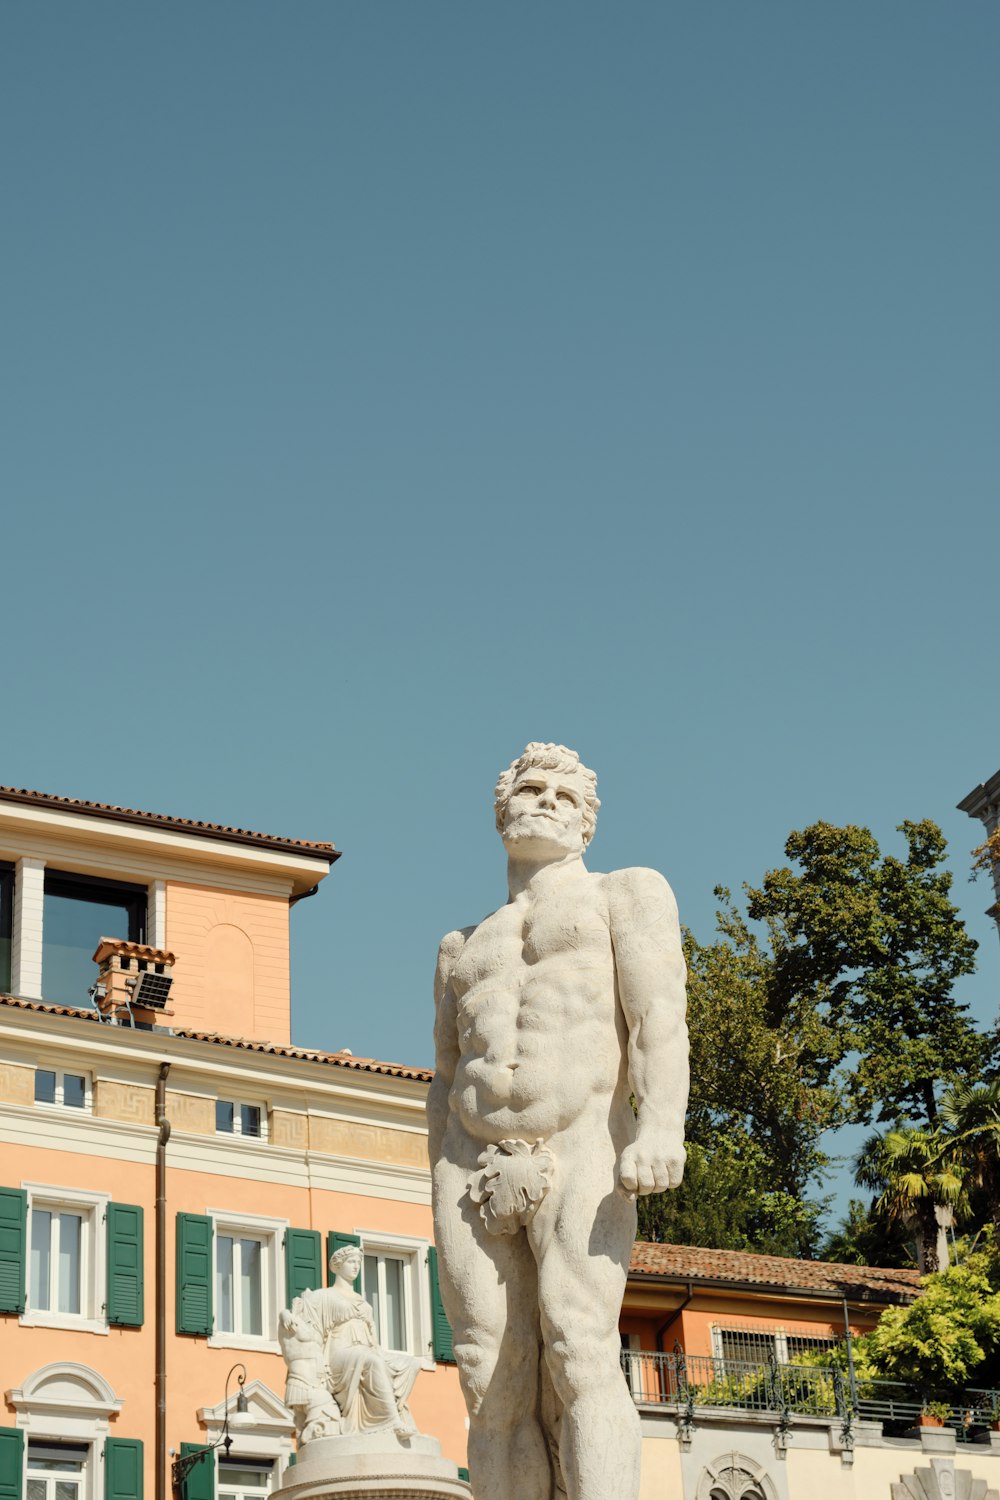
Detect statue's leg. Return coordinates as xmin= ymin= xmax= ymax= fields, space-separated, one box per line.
xmin=433 ymin=1143 xmax=553 ymax=1500
xmin=529 ymin=1126 xmax=641 ymax=1500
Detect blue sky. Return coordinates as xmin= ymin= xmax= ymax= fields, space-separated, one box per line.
xmin=2 ymin=4 xmax=998 ymax=1227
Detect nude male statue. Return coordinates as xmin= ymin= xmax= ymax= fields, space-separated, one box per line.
xmin=428 ymin=743 xmax=689 ymax=1500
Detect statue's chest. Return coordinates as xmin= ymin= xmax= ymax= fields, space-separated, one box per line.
xmin=520 ymin=896 xmax=609 ymax=966
xmin=454 ymin=890 xmax=608 ymax=992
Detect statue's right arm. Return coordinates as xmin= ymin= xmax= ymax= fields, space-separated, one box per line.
xmin=427 ymin=928 xmax=467 ymax=1164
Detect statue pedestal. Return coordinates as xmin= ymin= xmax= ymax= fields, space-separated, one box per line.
xmin=273 ymin=1433 xmax=469 ymax=1500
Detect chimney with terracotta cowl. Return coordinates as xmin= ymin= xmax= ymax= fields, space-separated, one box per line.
xmin=91 ymin=938 xmax=176 ymax=1026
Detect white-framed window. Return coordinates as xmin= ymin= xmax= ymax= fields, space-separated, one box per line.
xmin=197 ymin=1380 xmax=294 ymax=1492
xmin=8 ymin=1361 xmax=121 ymax=1500
xmin=34 ymin=1068 xmax=90 ymax=1112
xmin=217 ymin=1457 xmax=274 ymax=1500
xmin=215 ymin=1100 xmax=266 ymax=1140
xmin=22 ymin=1185 xmax=108 ymax=1335
xmin=356 ymin=1231 xmax=433 ymax=1365
xmin=26 ymin=1441 xmax=90 ymax=1500
xmin=711 ymin=1323 xmax=838 ymax=1370
xmin=208 ymin=1210 xmax=285 ymax=1352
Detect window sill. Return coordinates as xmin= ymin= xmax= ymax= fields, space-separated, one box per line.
xmin=20 ymin=1311 xmax=107 ymax=1336
xmin=208 ymin=1332 xmax=281 ymax=1355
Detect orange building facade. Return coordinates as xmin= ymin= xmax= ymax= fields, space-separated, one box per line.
xmin=0 ymin=789 xmax=466 ymax=1500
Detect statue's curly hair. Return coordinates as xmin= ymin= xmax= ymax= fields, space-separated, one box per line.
xmin=494 ymin=742 xmax=600 ymax=847
xmin=328 ymin=1244 xmax=362 ymax=1274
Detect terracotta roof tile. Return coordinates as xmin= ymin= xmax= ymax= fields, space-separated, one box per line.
xmin=172 ymin=1025 xmax=432 ymax=1082
xmin=0 ymin=994 xmax=428 ymax=1081
xmin=0 ymin=785 xmax=338 ymax=862
xmin=629 ymin=1240 xmax=920 ymax=1299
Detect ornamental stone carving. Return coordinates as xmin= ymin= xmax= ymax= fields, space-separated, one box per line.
xmin=892 ymin=1457 xmax=1000 ymax=1499
xmin=695 ymin=1451 xmax=778 ymax=1500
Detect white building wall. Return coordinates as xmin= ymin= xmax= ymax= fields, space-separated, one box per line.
xmin=11 ymin=856 xmax=45 ymax=998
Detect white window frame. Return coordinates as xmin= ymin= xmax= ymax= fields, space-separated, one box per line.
xmin=356 ymin=1230 xmax=434 ymax=1369
xmin=620 ymin=1332 xmax=642 ymax=1397
xmin=779 ymin=1330 xmax=837 ymax=1364
xmin=216 ymin=1455 xmax=276 ymax=1500
xmin=207 ymin=1210 xmax=285 ymax=1354
xmin=25 ymin=1439 xmax=91 ymax=1500
xmin=34 ymin=1068 xmax=92 ymax=1114
xmin=198 ymin=1379 xmax=294 ymax=1489
xmin=710 ymin=1323 xmax=837 ymax=1367
xmin=215 ymin=1099 xmax=268 ymax=1142
xmin=9 ymin=1361 xmax=121 ymax=1500
xmin=711 ymin=1326 xmax=778 ymax=1366
xmin=21 ymin=1185 xmax=108 ymax=1336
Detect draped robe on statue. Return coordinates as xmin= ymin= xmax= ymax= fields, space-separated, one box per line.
xmin=299 ymin=1285 xmax=420 ymax=1434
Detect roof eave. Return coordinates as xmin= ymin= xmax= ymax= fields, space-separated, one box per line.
xmin=0 ymin=787 xmax=339 ymax=864
xmin=626 ymin=1268 xmax=917 ymax=1305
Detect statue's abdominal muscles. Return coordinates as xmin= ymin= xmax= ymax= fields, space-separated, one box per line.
xmin=450 ymin=885 xmax=621 ymax=1141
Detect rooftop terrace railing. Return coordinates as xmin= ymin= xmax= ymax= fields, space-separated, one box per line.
xmin=620 ymin=1349 xmax=1000 ymax=1442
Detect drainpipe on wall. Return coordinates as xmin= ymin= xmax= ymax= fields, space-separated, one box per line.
xmin=156 ymin=1063 xmax=171 ymax=1500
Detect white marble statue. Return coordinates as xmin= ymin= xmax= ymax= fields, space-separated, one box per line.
xmin=278 ymin=1305 xmax=342 ymax=1442
xmin=280 ymin=1246 xmax=423 ymax=1446
xmin=428 ymin=742 xmax=689 ymax=1500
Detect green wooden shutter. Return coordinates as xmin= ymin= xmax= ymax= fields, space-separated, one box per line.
xmin=104 ymin=1439 xmax=142 ymax=1500
xmin=284 ymin=1228 xmax=321 ymax=1305
xmin=457 ymin=1468 xmax=470 ymax=1484
xmin=428 ymin=1246 xmax=455 ymax=1363
xmin=0 ymin=1429 xmax=23 ymax=1500
xmin=325 ymin=1231 xmax=361 ymax=1291
xmin=178 ymin=1446 xmax=213 ymax=1500
xmin=0 ymin=1189 xmax=27 ymax=1315
xmin=107 ymin=1203 xmax=144 ymax=1327
xmin=176 ymin=1214 xmax=213 ymax=1335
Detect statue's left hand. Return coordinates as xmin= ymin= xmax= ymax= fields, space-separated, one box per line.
xmin=618 ymin=1135 xmax=685 ymax=1198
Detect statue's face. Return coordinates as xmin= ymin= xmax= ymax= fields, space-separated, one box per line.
xmin=338 ymin=1250 xmax=362 ymax=1281
xmin=502 ymin=767 xmax=587 ymax=859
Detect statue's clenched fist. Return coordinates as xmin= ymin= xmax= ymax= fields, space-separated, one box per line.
xmin=618 ymin=1134 xmax=686 ymax=1198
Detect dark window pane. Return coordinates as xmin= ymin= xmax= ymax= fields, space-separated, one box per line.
xmin=719 ymin=1330 xmax=775 ymax=1368
xmin=0 ymin=864 xmax=12 ymax=994
xmin=35 ymin=1070 xmax=57 ymax=1104
xmin=63 ymin=1075 xmax=86 ymax=1109
xmin=43 ymin=892 xmax=137 ymax=1006
xmin=216 ymin=1100 xmax=235 ymax=1133
xmin=240 ymin=1105 xmax=261 ymax=1138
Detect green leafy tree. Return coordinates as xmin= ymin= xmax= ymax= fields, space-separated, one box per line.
xmin=640 ymin=902 xmax=841 ymax=1257
xmin=640 ymin=821 xmax=986 ymax=1263
xmin=746 ymin=820 xmax=983 ymax=1126
xmin=854 ymin=1256 xmax=1000 ymax=1398
xmin=636 ymin=1134 xmax=825 ymax=1256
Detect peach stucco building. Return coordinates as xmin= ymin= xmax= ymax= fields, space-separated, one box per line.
xmin=0 ymin=788 xmax=467 ymax=1500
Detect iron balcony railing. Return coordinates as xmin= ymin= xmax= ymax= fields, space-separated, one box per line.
xmin=621 ymin=1350 xmax=843 ymax=1417
xmin=619 ymin=1349 xmax=1000 ymax=1441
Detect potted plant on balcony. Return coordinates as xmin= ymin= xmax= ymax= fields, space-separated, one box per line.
xmin=917 ymin=1402 xmax=952 ymax=1428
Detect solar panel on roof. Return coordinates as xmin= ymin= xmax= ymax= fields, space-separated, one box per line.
xmin=130 ymin=970 xmax=173 ymax=1010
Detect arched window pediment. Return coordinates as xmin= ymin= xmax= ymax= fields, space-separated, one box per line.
xmin=9 ymin=1363 xmax=122 ymax=1420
